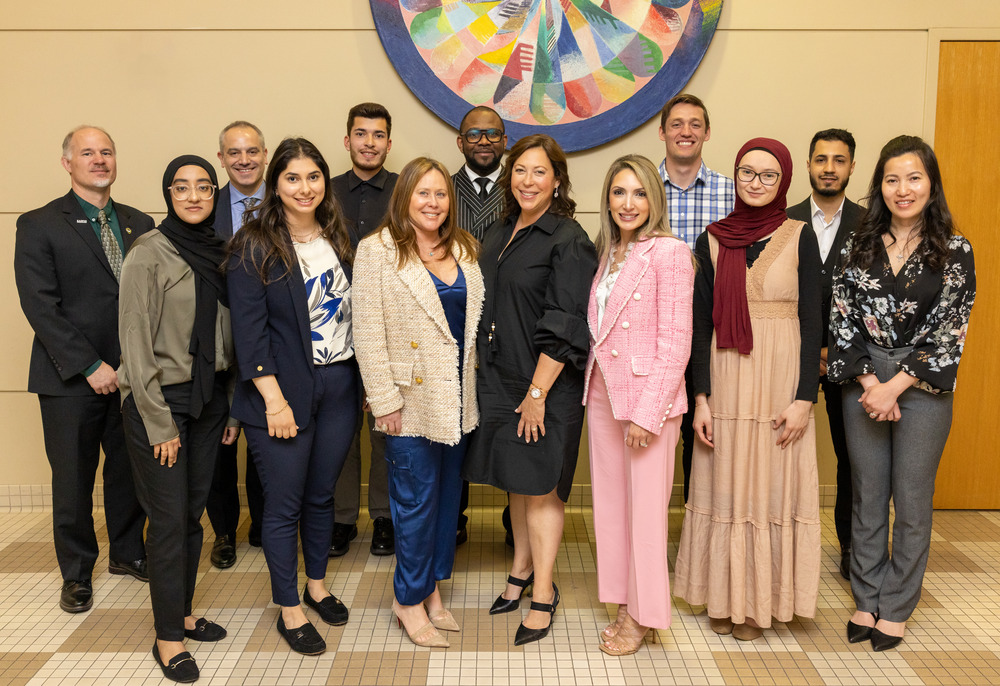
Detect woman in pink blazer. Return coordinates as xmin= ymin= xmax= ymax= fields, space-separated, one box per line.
xmin=583 ymin=155 xmax=695 ymax=655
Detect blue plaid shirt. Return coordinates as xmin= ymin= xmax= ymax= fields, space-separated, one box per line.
xmin=659 ymin=159 xmax=735 ymax=250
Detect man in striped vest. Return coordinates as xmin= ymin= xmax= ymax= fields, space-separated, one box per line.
xmin=452 ymin=106 xmax=507 ymax=242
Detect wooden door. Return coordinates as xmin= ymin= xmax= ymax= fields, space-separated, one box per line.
xmin=933 ymin=41 xmax=1000 ymax=508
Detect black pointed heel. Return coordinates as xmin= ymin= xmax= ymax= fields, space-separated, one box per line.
xmin=871 ymin=627 xmax=903 ymax=651
xmin=846 ymin=612 xmax=876 ymax=644
xmin=514 ymin=583 xmax=559 ymax=646
xmin=489 ymin=572 xmax=534 ymax=615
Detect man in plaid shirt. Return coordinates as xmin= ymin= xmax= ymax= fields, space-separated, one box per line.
xmin=657 ymin=93 xmax=734 ymax=502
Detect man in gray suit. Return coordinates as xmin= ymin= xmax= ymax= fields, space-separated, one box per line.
xmin=786 ymin=128 xmax=862 ymax=580
xmin=14 ymin=125 xmax=152 ymax=612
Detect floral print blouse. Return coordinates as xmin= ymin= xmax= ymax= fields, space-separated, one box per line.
xmin=292 ymin=235 xmax=353 ymax=365
xmin=828 ymin=234 xmax=975 ymax=393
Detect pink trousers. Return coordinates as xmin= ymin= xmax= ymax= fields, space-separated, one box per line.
xmin=587 ymin=368 xmax=681 ymax=629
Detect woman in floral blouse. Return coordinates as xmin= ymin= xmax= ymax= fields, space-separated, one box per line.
xmin=829 ymin=135 xmax=975 ymax=652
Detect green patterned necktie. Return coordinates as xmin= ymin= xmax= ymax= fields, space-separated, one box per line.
xmin=98 ymin=208 xmax=123 ymax=280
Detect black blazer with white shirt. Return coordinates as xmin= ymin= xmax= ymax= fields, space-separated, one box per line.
xmin=14 ymin=190 xmax=153 ymax=396
xmin=787 ymin=196 xmax=863 ymax=347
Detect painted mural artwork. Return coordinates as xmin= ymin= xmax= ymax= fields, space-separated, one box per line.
xmin=370 ymin=0 xmax=723 ymax=152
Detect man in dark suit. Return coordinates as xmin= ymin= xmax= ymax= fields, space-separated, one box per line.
xmin=14 ymin=125 xmax=152 ymax=613
xmin=330 ymin=103 xmax=398 ymax=557
xmin=786 ymin=128 xmax=861 ymax=581
xmin=206 ymin=120 xmax=269 ymax=569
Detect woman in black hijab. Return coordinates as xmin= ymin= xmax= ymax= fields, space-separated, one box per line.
xmin=119 ymin=155 xmax=238 ymax=683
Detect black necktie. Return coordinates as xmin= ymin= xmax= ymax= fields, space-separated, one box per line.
xmin=475 ymin=177 xmax=490 ymax=201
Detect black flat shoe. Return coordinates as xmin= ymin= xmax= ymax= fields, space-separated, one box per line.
xmin=371 ymin=517 xmax=395 ymax=556
xmin=514 ymin=583 xmax=560 ymax=646
xmin=184 ymin=618 xmax=227 ymax=642
xmin=210 ymin=535 xmax=237 ymax=569
xmin=489 ymin=572 xmax=534 ymax=614
xmin=59 ymin=579 xmax=93 ymax=613
xmin=152 ymin=643 xmax=199 ymax=683
xmin=303 ymin=587 xmax=350 ymax=626
xmin=871 ymin=627 xmax=904 ymax=651
xmin=329 ymin=523 xmax=357 ymax=558
xmin=277 ymin=615 xmax=326 ymax=655
xmin=109 ymin=558 xmax=149 ymax=582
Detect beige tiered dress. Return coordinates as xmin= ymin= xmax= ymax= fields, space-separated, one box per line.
xmin=673 ymin=220 xmax=820 ymax=627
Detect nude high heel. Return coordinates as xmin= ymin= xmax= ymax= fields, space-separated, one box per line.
xmin=392 ymin=601 xmax=450 ymax=648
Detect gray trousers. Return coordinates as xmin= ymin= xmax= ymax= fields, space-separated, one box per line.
xmin=334 ymin=411 xmax=390 ymax=523
xmin=843 ymin=343 xmax=953 ymax=622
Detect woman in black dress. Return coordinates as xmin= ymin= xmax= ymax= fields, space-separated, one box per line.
xmin=463 ymin=134 xmax=598 ymax=646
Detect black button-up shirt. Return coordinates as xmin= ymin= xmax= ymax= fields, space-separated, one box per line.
xmin=330 ymin=167 xmax=399 ymax=248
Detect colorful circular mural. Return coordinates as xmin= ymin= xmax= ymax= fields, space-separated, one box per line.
xmin=370 ymin=0 xmax=723 ymax=152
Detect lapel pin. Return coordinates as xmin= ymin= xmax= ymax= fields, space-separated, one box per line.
xmin=125 ymin=227 xmax=132 ymax=234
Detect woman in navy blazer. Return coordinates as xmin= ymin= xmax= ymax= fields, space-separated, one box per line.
xmin=228 ymin=138 xmax=359 ymax=656
xmin=583 ymin=155 xmax=694 ymax=655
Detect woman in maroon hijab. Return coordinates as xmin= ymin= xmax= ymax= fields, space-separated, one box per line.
xmin=673 ymin=138 xmax=823 ymax=641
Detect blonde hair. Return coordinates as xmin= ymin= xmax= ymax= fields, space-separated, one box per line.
xmin=596 ymin=155 xmax=676 ymax=259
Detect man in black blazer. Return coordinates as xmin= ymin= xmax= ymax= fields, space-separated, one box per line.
xmin=786 ymin=128 xmax=861 ymax=581
xmin=14 ymin=125 xmax=152 ymax=613
xmin=205 ymin=120 xmax=269 ymax=569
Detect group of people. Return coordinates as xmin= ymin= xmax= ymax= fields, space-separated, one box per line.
xmin=14 ymin=93 xmax=975 ymax=681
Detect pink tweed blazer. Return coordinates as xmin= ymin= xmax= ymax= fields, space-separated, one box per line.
xmin=583 ymin=236 xmax=694 ymax=434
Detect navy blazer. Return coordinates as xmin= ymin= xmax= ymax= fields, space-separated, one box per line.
xmin=215 ymin=184 xmax=235 ymax=239
xmin=14 ymin=191 xmax=153 ymax=395
xmin=227 ymin=241 xmax=353 ymax=429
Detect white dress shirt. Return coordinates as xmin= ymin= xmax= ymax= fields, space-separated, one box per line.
xmin=809 ymin=195 xmax=845 ymax=263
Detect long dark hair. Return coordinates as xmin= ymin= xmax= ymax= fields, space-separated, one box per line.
xmin=380 ymin=157 xmax=479 ymax=270
xmin=230 ymin=137 xmax=353 ymax=283
xmin=499 ymin=134 xmax=576 ymax=220
xmin=847 ymin=135 xmax=956 ymax=272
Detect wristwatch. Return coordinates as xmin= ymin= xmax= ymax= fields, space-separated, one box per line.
xmin=529 ymin=383 xmax=547 ymax=400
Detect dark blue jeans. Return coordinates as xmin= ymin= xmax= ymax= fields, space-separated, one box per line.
xmin=245 ymin=361 xmax=359 ymax=607
xmin=386 ymin=434 xmax=467 ymax=605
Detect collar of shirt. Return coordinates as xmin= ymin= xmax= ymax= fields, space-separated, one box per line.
xmin=73 ymin=192 xmax=115 ymax=221
xmin=230 ymin=182 xmax=266 ymax=208
xmin=809 ymin=194 xmax=845 ymax=229
xmin=346 ymin=167 xmax=390 ymax=191
xmin=659 ymin=159 xmax=710 ymax=192
xmin=463 ymin=164 xmax=501 ymax=190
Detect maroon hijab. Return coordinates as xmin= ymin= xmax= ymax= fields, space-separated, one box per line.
xmin=706 ymin=137 xmax=793 ymax=353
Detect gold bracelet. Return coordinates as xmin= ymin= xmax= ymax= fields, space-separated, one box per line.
xmin=265 ymin=401 xmax=289 ymax=416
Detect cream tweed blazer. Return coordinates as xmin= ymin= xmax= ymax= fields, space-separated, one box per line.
xmin=353 ymin=228 xmax=484 ymax=445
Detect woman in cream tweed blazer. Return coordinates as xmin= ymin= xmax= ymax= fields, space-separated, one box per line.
xmin=353 ymin=157 xmax=483 ymax=649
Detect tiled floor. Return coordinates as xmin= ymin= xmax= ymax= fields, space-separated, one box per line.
xmin=2 ymin=504 xmax=1000 ymax=685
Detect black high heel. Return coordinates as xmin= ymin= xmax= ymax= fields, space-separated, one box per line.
xmin=871 ymin=627 xmax=904 ymax=651
xmin=514 ymin=583 xmax=559 ymax=646
xmin=846 ymin=612 xmax=876 ymax=644
xmin=489 ymin=572 xmax=534 ymax=615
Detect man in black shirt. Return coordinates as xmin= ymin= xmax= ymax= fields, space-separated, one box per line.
xmin=330 ymin=103 xmax=398 ymax=556
xmin=786 ymin=128 xmax=862 ymax=580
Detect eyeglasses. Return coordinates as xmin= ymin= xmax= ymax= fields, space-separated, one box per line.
xmin=462 ymin=128 xmax=504 ymax=144
xmin=736 ymin=167 xmax=781 ymax=186
xmin=168 ymin=183 xmax=217 ymax=200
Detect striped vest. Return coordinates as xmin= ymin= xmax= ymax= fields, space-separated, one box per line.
xmin=452 ymin=169 xmax=505 ymax=242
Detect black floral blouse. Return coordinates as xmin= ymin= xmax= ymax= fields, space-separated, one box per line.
xmin=828 ymin=235 xmax=975 ymax=393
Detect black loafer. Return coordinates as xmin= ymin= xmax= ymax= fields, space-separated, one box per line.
xmin=248 ymin=527 xmax=262 ymax=548
xmin=329 ymin=523 xmax=357 ymax=558
xmin=371 ymin=517 xmax=395 ymax=556
xmin=490 ymin=572 xmax=534 ymax=615
xmin=277 ymin=615 xmax=326 ymax=655
xmin=840 ymin=546 xmax=851 ymax=580
xmin=303 ymin=587 xmax=350 ymax=626
xmin=184 ymin=617 xmax=228 ymax=642
xmin=109 ymin=558 xmax=149 ymax=582
xmin=59 ymin=579 xmax=93 ymax=613
xmin=514 ymin=583 xmax=560 ymax=646
xmin=152 ymin=643 xmax=199 ymax=683
xmin=210 ymin=535 xmax=237 ymax=569
xmin=871 ymin=627 xmax=904 ymax=651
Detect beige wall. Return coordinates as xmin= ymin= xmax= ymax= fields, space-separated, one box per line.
xmin=3 ymin=1 xmax=999 ymax=488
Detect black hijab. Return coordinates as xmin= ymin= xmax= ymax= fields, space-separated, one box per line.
xmin=158 ymin=155 xmax=228 ymax=418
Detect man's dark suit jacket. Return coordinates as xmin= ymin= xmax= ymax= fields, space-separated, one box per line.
xmin=786 ymin=196 xmax=863 ymax=347
xmin=14 ymin=191 xmax=154 ymax=396
xmin=215 ymin=183 xmax=236 ymax=240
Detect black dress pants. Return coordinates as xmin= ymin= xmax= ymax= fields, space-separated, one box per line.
xmin=821 ymin=375 xmax=852 ymax=550
xmin=38 ymin=393 xmax=146 ymax=582
xmin=206 ymin=440 xmax=263 ymax=542
xmin=679 ymin=363 xmax=696 ymax=503
xmin=122 ymin=380 xmax=228 ymax=641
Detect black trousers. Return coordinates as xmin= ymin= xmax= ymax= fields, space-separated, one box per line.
xmin=38 ymin=393 xmax=146 ymax=582
xmin=206 ymin=440 xmax=263 ymax=542
xmin=679 ymin=363 xmax=696 ymax=503
xmin=821 ymin=375 xmax=852 ymax=550
xmin=122 ymin=380 xmax=228 ymax=641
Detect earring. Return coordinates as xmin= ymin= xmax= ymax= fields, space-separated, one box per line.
xmin=554 ymin=187 xmax=559 ymax=198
